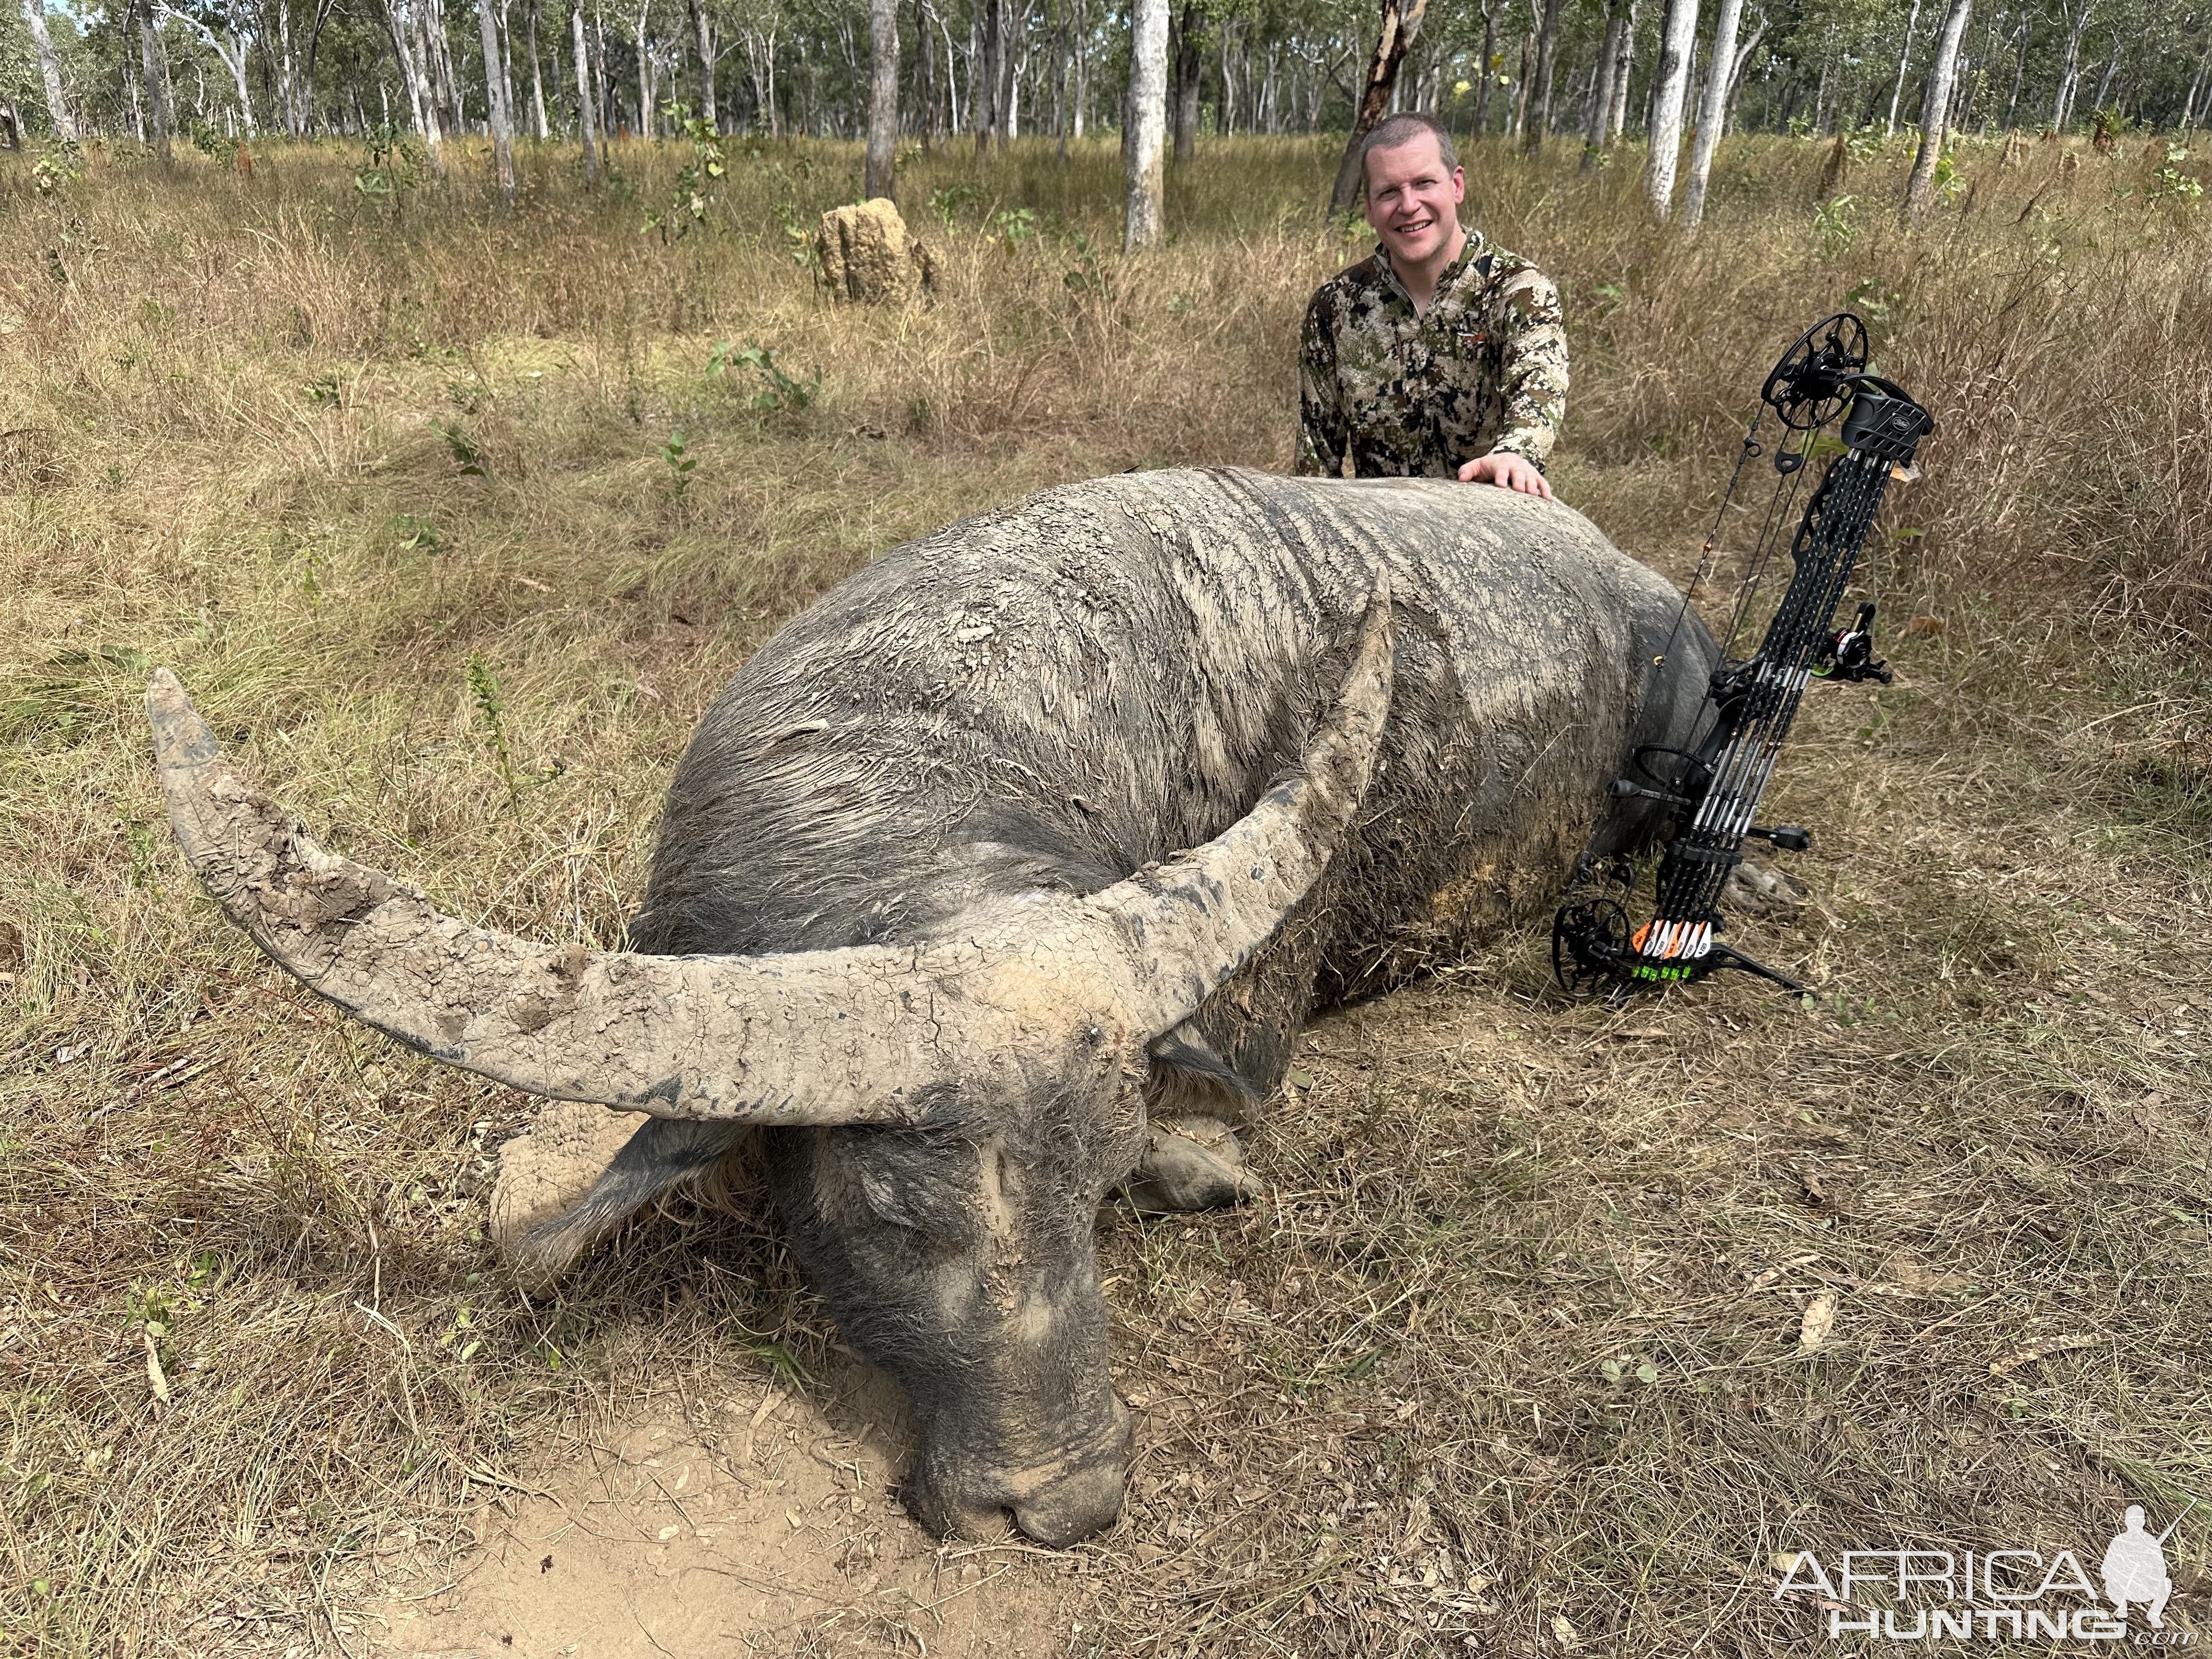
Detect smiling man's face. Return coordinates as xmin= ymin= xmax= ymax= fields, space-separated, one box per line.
xmin=1363 ymin=132 xmax=1466 ymax=269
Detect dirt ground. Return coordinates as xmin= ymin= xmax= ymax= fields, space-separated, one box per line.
xmin=373 ymin=1363 xmax=1074 ymax=1659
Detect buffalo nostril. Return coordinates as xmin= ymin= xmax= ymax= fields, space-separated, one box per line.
xmin=1011 ymin=1458 xmax=1127 ymax=1547
xmin=913 ymin=1486 xmax=1015 ymax=1542
xmin=1013 ymin=1493 xmax=1119 ymax=1548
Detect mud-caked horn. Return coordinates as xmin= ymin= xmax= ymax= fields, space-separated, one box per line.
xmin=1085 ymin=579 xmax=1395 ymax=1035
xmin=146 ymin=589 xmax=1391 ymax=1117
xmin=148 ymin=669 xmax=972 ymax=1125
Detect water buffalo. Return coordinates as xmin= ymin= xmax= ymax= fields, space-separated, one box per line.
xmin=148 ymin=466 xmax=1713 ymax=1547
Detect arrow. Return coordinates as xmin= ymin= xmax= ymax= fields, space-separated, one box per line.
xmin=2156 ymin=1497 xmax=2200 ymax=1546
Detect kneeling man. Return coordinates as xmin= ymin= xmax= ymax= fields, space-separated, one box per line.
xmin=1298 ymin=112 xmax=1568 ymax=498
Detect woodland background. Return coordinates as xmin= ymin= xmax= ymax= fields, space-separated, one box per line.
xmin=2 ymin=0 xmax=2210 ymax=183
xmin=1 ymin=0 xmax=2209 ymax=1633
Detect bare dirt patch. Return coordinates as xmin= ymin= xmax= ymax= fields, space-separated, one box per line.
xmin=374 ymin=1361 xmax=1074 ymax=1659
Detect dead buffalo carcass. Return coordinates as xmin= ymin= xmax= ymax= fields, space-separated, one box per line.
xmin=148 ymin=466 xmax=1714 ymax=1546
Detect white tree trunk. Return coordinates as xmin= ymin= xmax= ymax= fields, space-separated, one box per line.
xmin=1124 ymin=0 xmax=1168 ymax=249
xmin=1902 ymin=0 xmax=1971 ymax=223
xmin=1680 ymin=0 xmax=1741 ymax=227
xmin=634 ymin=0 xmax=651 ymax=132
xmin=225 ymin=31 xmax=258 ymax=132
xmin=386 ymin=0 xmax=431 ymax=140
xmin=186 ymin=20 xmax=261 ymax=136
xmin=274 ymin=0 xmax=298 ymax=134
xmin=433 ymin=0 xmax=467 ymax=132
xmin=138 ymin=0 xmax=174 ymax=160
xmin=687 ymin=0 xmax=715 ymax=124
xmin=1605 ymin=0 xmax=1636 ymax=139
xmin=1584 ymin=3 xmax=1621 ymax=157
xmin=2051 ymin=1 xmax=2090 ymax=128
xmin=22 ymin=0 xmax=76 ymax=140
xmin=1643 ymin=0 xmax=1697 ymax=217
xmin=592 ymin=11 xmax=609 ymax=134
xmin=1885 ymin=0 xmax=1921 ymax=134
xmin=864 ymin=0 xmax=898 ymax=195
xmin=572 ymin=0 xmax=600 ymax=176
xmin=498 ymin=0 xmax=517 ymax=131
xmin=745 ymin=22 xmax=780 ymax=136
xmin=527 ymin=0 xmax=549 ymax=136
xmin=478 ymin=0 xmax=515 ymax=196
xmin=416 ymin=0 xmax=452 ymax=133
xmin=391 ymin=0 xmax=445 ymax=143
xmin=2185 ymin=42 xmax=2212 ymax=129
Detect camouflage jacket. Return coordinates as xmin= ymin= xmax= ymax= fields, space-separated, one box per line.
xmin=1296 ymin=229 xmax=1569 ymax=479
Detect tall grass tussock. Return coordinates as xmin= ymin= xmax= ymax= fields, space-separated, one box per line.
xmin=1 ymin=130 xmax=2207 ymax=1655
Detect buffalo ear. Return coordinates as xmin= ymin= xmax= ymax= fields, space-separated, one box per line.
xmin=493 ymin=1113 xmax=763 ymax=1294
xmin=1146 ymin=1025 xmax=1260 ymax=1124
xmin=489 ymin=1102 xmax=653 ymax=1293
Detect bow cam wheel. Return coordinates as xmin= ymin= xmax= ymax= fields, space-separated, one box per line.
xmin=1552 ymin=897 xmax=1631 ymax=995
xmin=1760 ymin=313 xmax=1869 ymax=431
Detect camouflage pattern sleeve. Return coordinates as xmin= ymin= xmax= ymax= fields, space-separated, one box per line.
xmin=1487 ymin=265 xmax=1570 ymax=467
xmin=1296 ymin=291 xmax=1348 ymax=478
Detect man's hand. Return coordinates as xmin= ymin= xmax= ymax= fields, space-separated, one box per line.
xmin=1458 ymin=450 xmax=1554 ymax=500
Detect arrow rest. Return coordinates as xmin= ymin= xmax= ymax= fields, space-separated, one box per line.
xmin=1553 ymin=312 xmax=1935 ymax=998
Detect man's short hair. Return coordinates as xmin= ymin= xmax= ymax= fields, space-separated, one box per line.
xmin=1360 ymin=114 xmax=1458 ymax=195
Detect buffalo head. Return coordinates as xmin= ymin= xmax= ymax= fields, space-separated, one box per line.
xmin=145 ymin=588 xmax=1392 ymax=1545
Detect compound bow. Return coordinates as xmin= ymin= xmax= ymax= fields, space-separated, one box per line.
xmin=1551 ymin=312 xmax=1935 ymax=997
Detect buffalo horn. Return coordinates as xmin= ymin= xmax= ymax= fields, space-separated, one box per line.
xmin=1087 ymin=581 xmax=1395 ymax=1035
xmin=145 ymin=586 xmax=1390 ymax=1120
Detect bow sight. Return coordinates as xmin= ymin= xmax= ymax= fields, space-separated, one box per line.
xmin=1551 ymin=312 xmax=1934 ymax=997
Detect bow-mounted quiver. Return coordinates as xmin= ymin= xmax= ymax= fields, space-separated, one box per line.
xmin=1552 ymin=312 xmax=1936 ymax=997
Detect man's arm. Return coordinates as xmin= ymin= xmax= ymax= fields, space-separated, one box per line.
xmin=1487 ymin=264 xmax=1570 ymax=468
xmin=1295 ymin=294 xmax=1349 ymax=478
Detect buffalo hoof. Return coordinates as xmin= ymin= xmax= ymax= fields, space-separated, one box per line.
xmin=1121 ymin=1115 xmax=1262 ymax=1214
xmin=487 ymin=1101 xmax=648 ymax=1295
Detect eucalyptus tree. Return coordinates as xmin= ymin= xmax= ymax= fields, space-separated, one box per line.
xmin=571 ymin=0 xmax=597 ymax=168
xmin=1328 ymin=0 xmax=1427 ymax=210
xmin=136 ymin=0 xmax=173 ymax=155
xmin=732 ymin=0 xmax=781 ymax=134
xmin=1605 ymin=0 xmax=1634 ymax=134
xmin=1521 ymin=0 xmax=1563 ymax=145
xmin=1644 ymin=0 xmax=1696 ymax=214
xmin=1127 ymin=0 xmax=1167 ymax=245
xmin=477 ymin=0 xmax=515 ymax=193
xmin=1681 ymin=0 xmax=1749 ymax=222
xmin=1884 ymin=0 xmax=1920 ymax=126
xmin=381 ymin=0 xmax=442 ymax=145
xmin=21 ymin=0 xmax=76 ymax=136
xmin=1903 ymin=0 xmax=1970 ymax=217
xmin=163 ymin=0 xmax=258 ymax=131
xmin=864 ymin=0 xmax=894 ymax=191
xmin=1583 ymin=0 xmax=1622 ymax=158
xmin=1170 ymin=0 xmax=1199 ymax=159
xmin=684 ymin=0 xmax=712 ymax=120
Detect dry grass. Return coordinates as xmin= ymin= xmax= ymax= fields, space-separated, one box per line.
xmin=1 ymin=130 xmax=2207 ymax=1656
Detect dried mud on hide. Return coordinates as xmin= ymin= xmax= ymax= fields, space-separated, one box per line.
xmin=374 ymin=1359 xmax=1073 ymax=1658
